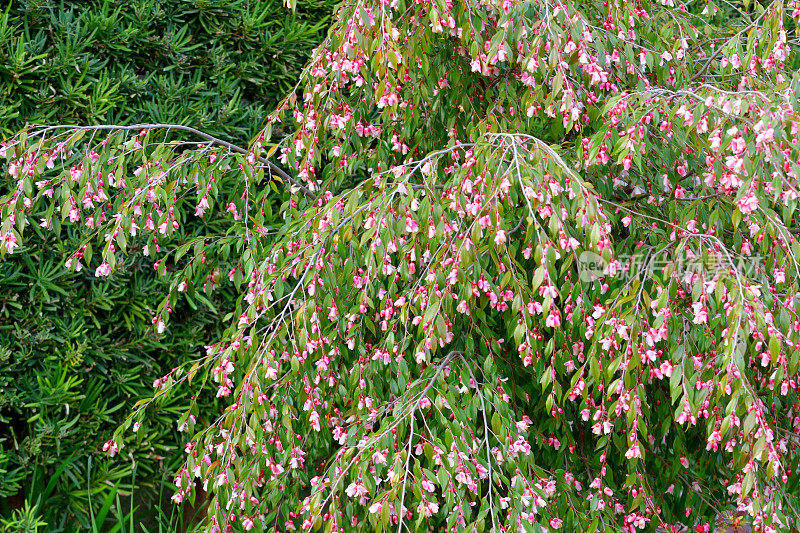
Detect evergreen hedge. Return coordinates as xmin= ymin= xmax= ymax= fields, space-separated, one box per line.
xmin=0 ymin=0 xmax=334 ymax=142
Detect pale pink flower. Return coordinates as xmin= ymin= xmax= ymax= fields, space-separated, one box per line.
xmin=545 ymin=309 xmax=561 ymax=328
xmin=691 ymin=302 xmax=708 ymax=324
xmin=102 ymin=440 xmax=118 ymax=457
xmin=625 ymin=442 xmax=642 ymax=459
xmin=195 ymin=196 xmax=210 ymax=217
xmin=95 ymin=262 xmax=112 ymax=277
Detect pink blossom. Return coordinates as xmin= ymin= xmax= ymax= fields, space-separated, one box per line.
xmin=69 ymin=166 xmax=82 ymax=181
xmin=195 ymin=196 xmax=210 ymax=217
xmin=625 ymin=442 xmax=642 ymax=459
xmin=102 ymin=440 xmax=118 ymax=457
xmin=736 ymin=193 xmax=759 ymax=214
xmin=545 ymin=309 xmax=561 ymax=328
xmin=95 ymin=262 xmax=112 ymax=277
xmin=1 ymin=230 xmax=18 ymax=253
xmin=417 ymin=500 xmax=439 ymax=517
xmin=691 ymin=302 xmax=708 ymax=324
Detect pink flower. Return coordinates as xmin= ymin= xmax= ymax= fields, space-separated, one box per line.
xmin=309 ymin=410 xmax=321 ymax=431
xmin=95 ymin=262 xmax=112 ymax=277
xmin=494 ymin=229 xmax=507 ymax=245
xmin=691 ymin=302 xmax=708 ymax=324
xmin=523 ymin=245 xmax=533 ymax=258
xmin=550 ymin=518 xmax=563 ymax=529
xmin=540 ymin=284 xmax=558 ymax=299
xmin=545 ymin=309 xmax=561 ymax=328
xmin=1 ymin=230 xmax=18 ymax=253
xmin=345 ymin=479 xmax=369 ymax=498
xmin=372 ymin=349 xmax=391 ymax=364
xmin=195 ymin=196 xmax=210 ymax=217
xmin=69 ymin=166 xmax=82 ymax=182
xmin=706 ymin=430 xmax=722 ymax=451
xmin=625 ymin=443 xmax=642 ymax=459
xmin=102 ymin=440 xmax=118 ymax=457
xmin=417 ymin=500 xmax=439 ymax=517
xmin=736 ymin=193 xmax=758 ymax=214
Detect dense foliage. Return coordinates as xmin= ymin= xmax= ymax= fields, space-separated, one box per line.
xmin=0 ymin=0 xmax=335 ymax=530
xmin=3 ymin=0 xmax=800 ymax=532
xmin=0 ymin=0 xmax=333 ymax=142
xmin=0 ymin=210 xmax=236 ymax=531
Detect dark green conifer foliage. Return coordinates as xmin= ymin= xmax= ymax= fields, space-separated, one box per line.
xmin=0 ymin=0 xmax=335 ymax=142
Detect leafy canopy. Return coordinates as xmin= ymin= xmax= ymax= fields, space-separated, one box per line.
xmin=2 ymin=0 xmax=800 ymax=532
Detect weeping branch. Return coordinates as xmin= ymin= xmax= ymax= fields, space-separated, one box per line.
xmin=10 ymin=123 xmax=316 ymax=199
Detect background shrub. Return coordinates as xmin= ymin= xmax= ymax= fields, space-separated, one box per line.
xmin=0 ymin=0 xmax=335 ymax=142
xmin=0 ymin=0 xmax=335 ymax=530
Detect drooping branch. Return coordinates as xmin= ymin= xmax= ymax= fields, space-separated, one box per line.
xmin=8 ymin=123 xmax=315 ymax=199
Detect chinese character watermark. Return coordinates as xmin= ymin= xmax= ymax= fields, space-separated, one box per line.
xmin=578 ymin=250 xmax=761 ymax=283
